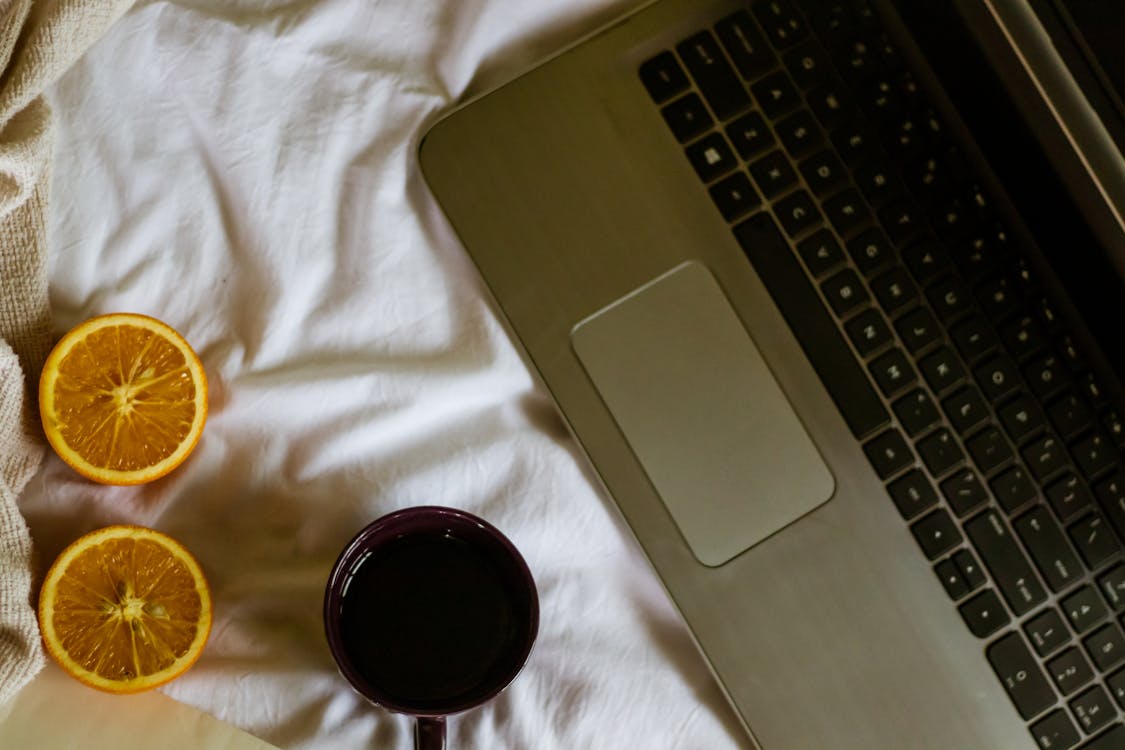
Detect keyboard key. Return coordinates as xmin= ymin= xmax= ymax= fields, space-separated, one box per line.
xmin=715 ymin=10 xmax=775 ymax=81
xmin=1061 ymin=586 xmax=1108 ymax=634
xmin=782 ymin=38 xmax=830 ymax=89
xmin=846 ymin=308 xmax=892 ymax=357
xmin=1073 ymin=432 xmax=1116 ymax=479
xmin=987 ymin=631 xmax=1056 ymax=719
xmin=726 ymin=111 xmax=776 ymax=159
xmin=1068 ymin=513 xmax=1119 ymax=571
xmin=749 ymin=150 xmax=798 ymax=198
xmin=807 ymin=78 xmax=854 ymax=129
xmin=824 ymin=188 xmax=870 ymax=237
xmin=954 ymin=548 xmax=987 ymax=589
xmin=942 ymin=387 xmax=989 ymax=435
xmin=976 ymin=273 xmax=1024 ymax=321
xmin=1025 ymin=354 xmax=1070 ymax=401
xmin=1030 ymin=708 xmax=1080 ymax=750
xmin=753 ymin=0 xmax=807 ymax=49
xmin=902 ymin=239 xmax=952 ymax=288
xmin=797 ymin=228 xmax=845 ymax=277
xmin=1070 ymin=685 xmax=1115 ymax=734
xmin=950 ymin=314 xmax=999 ymax=363
xmin=879 ymin=198 xmax=924 ymax=246
xmin=935 ymin=557 xmax=970 ymax=600
xmin=830 ymin=119 xmax=876 ymax=166
xmin=1097 ymin=564 xmax=1125 ymax=612
xmin=999 ymin=394 xmax=1048 ymax=445
xmin=966 ymin=509 xmax=1047 ymax=615
xmin=917 ymin=428 xmax=963 ymax=477
xmin=976 ymin=356 xmax=1021 ymax=402
xmin=735 ymin=212 xmax=889 ymax=437
xmin=845 ymin=228 xmax=895 ymax=276
xmin=941 ymin=468 xmax=988 ymax=517
xmin=888 ymin=468 xmax=938 ymax=520
xmin=926 ymin=274 xmax=974 ymax=323
xmin=677 ymin=32 xmax=751 ymax=120
xmin=776 ymin=109 xmax=822 ymax=158
xmin=775 ymin=189 xmax=822 ymax=237
xmin=1023 ymin=434 xmax=1069 ymax=482
xmin=1048 ymin=391 xmax=1095 ymax=441
xmin=1049 ymin=473 xmax=1094 ymax=522
xmin=854 ymin=158 xmax=901 ymax=209
xmin=864 ymin=428 xmax=912 ymax=479
xmin=869 ymin=267 xmax=916 ymax=317
xmin=894 ymin=306 xmax=941 ymax=354
xmin=959 ymin=588 xmax=1009 ymax=637
xmin=991 ymin=466 xmax=1037 ymax=514
xmin=799 ymin=149 xmax=846 ymax=197
xmin=1084 ymin=623 xmax=1125 ymax=672
xmin=751 ymin=70 xmax=801 ymax=118
xmin=920 ymin=346 xmax=966 ymax=395
xmin=912 ymin=508 xmax=962 ymax=559
xmin=1093 ymin=471 xmax=1125 ymax=540
xmin=1078 ymin=724 xmax=1125 ymax=749
xmin=869 ymin=348 xmax=916 ymax=397
xmin=639 ymin=52 xmax=690 ymax=103
xmin=1025 ymin=608 xmax=1071 ymax=657
xmin=685 ymin=133 xmax=738 ymax=182
xmin=822 ymin=268 xmax=870 ymax=316
xmin=661 ymin=93 xmax=714 ymax=142
xmin=1047 ymin=647 xmax=1094 ymax=696
xmin=1000 ymin=314 xmax=1047 ymax=362
xmin=966 ymin=426 xmax=1013 ymax=475
xmin=892 ymin=389 xmax=939 ymax=437
xmin=1014 ymin=506 xmax=1083 ymax=593
xmin=709 ymin=172 xmax=761 ymax=221
xmin=1109 ymin=669 xmax=1125 ymax=708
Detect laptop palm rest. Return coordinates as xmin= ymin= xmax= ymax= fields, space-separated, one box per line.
xmin=571 ymin=261 xmax=835 ymax=567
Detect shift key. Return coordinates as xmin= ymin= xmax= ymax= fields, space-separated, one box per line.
xmin=966 ymin=510 xmax=1047 ymax=615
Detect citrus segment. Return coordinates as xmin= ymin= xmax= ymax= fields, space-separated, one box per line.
xmin=39 ymin=313 xmax=207 ymax=485
xmin=38 ymin=525 xmax=212 ymax=694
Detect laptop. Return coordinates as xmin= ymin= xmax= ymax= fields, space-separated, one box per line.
xmin=419 ymin=1 xmax=1125 ymax=747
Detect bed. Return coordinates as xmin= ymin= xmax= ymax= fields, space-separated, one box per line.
xmin=16 ymin=0 xmax=749 ymax=747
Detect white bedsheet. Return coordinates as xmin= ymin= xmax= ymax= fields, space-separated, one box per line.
xmin=19 ymin=1 xmax=749 ymax=748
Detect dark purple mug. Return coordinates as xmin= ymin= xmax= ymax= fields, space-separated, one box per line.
xmin=324 ymin=506 xmax=539 ymax=750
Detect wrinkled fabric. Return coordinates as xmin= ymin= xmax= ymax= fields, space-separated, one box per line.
xmin=20 ymin=1 xmax=748 ymax=747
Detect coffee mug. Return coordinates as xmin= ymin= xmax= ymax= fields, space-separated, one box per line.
xmin=324 ymin=506 xmax=539 ymax=750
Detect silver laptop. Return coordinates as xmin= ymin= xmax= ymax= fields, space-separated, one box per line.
xmin=419 ymin=1 xmax=1125 ymax=747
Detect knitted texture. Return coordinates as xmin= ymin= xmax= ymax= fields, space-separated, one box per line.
xmin=0 ymin=0 xmax=134 ymax=706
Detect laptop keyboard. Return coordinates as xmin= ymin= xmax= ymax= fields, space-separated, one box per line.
xmin=639 ymin=1 xmax=1125 ymax=748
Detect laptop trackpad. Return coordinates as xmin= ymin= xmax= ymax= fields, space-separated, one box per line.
xmin=571 ymin=261 xmax=835 ymax=567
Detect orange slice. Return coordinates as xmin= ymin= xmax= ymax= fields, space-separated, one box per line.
xmin=39 ymin=313 xmax=207 ymax=485
xmin=37 ymin=525 xmax=213 ymax=694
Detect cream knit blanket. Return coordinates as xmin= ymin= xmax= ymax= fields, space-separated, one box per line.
xmin=0 ymin=0 xmax=133 ymax=706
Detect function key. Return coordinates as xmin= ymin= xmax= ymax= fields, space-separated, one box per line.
xmin=639 ymin=52 xmax=690 ymax=103
xmin=676 ymin=32 xmax=752 ymax=121
xmin=753 ymin=0 xmax=808 ymax=50
xmin=661 ymin=93 xmax=714 ymax=143
xmin=715 ymin=10 xmax=776 ymax=81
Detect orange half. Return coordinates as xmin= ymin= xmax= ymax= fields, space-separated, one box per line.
xmin=37 ymin=525 xmax=213 ymax=694
xmin=39 ymin=313 xmax=208 ymax=485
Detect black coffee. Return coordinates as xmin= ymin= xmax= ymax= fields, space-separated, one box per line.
xmin=338 ymin=531 xmax=521 ymax=708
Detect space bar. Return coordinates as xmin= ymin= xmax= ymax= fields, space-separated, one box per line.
xmin=734 ymin=212 xmax=889 ymax=439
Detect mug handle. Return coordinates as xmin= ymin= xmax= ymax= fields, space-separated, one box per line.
xmin=415 ymin=716 xmax=445 ymax=750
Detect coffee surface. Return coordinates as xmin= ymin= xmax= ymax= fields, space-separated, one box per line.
xmin=338 ymin=531 xmax=519 ymax=707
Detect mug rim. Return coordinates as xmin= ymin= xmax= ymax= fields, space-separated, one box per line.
xmin=323 ymin=505 xmax=539 ymax=718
